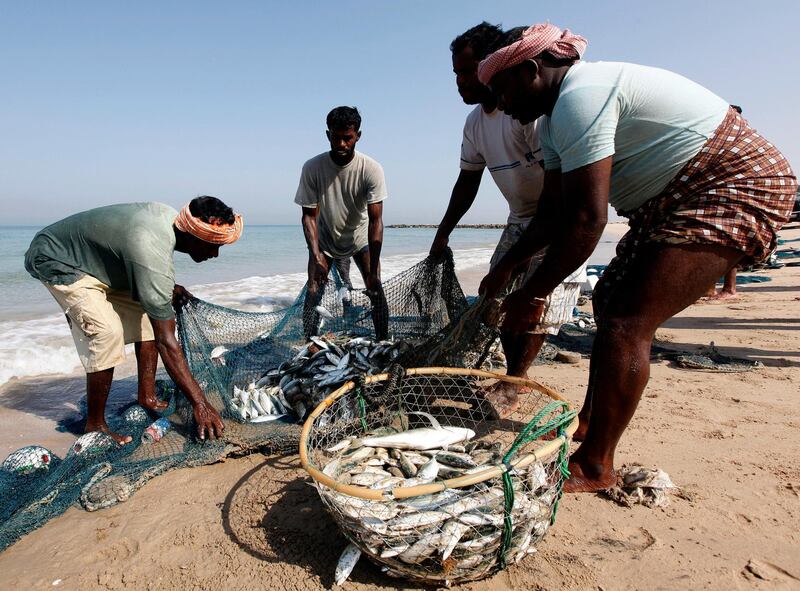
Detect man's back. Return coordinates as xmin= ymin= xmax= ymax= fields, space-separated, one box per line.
xmin=25 ymin=202 xmax=178 ymax=319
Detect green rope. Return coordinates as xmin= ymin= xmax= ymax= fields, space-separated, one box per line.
xmin=496 ymin=400 xmax=577 ymax=569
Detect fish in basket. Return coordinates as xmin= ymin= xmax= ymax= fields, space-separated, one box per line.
xmin=300 ymin=367 xmax=578 ymax=585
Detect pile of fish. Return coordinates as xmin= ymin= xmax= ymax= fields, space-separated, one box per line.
xmin=231 ymin=334 xmax=412 ymax=421
xmin=230 ymin=383 xmax=293 ymax=422
xmin=316 ymin=413 xmax=557 ymax=585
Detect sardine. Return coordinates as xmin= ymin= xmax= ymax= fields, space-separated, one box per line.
xmin=439 ymin=519 xmax=470 ymax=560
xmin=416 ymin=457 xmax=440 ymax=481
xmin=334 ymin=543 xmax=361 ymax=586
xmin=397 ymin=451 xmax=418 ymax=477
xmin=397 ymin=532 xmax=441 ymax=564
xmin=435 ymin=451 xmax=477 ymax=469
xmin=387 ymin=510 xmax=450 ymax=532
xmin=315 ymin=305 xmax=334 ymax=320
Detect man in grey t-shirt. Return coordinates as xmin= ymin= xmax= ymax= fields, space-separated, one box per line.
xmin=294 ymin=106 xmax=389 ymax=339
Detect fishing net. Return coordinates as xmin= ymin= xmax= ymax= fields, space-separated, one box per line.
xmin=0 ymin=251 xmax=471 ymax=553
xmin=301 ymin=367 xmax=578 ymax=585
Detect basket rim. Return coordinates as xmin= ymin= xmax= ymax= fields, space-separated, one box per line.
xmin=299 ymin=367 xmax=578 ymax=501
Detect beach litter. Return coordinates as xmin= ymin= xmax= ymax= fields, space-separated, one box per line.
xmin=603 ymin=465 xmax=677 ymax=508
xmin=141 ymin=417 xmax=172 ymax=443
xmin=302 ymin=368 xmax=578 ymax=585
xmin=1 ymin=446 xmax=57 ymax=475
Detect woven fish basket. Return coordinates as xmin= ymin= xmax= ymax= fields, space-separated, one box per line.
xmin=300 ymin=367 xmax=578 ymax=585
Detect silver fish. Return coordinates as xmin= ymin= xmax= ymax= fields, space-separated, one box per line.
xmin=397 ymin=531 xmax=441 ymax=564
xmin=380 ymin=543 xmax=410 ymax=558
xmin=435 ymin=450 xmax=477 ymax=469
xmin=387 ymin=510 xmax=450 ymax=532
xmin=439 ymin=519 xmax=470 ymax=560
xmin=334 ymin=543 xmax=361 ymax=586
xmin=360 ymin=425 xmax=475 ymax=451
xmin=315 ymin=305 xmax=334 ymax=320
xmin=416 ymin=457 xmax=440 ymax=481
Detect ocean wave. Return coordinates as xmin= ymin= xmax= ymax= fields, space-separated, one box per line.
xmin=0 ymin=248 xmax=495 ymax=386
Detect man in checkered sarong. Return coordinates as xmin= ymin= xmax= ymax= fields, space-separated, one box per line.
xmin=477 ymin=23 xmax=797 ymax=492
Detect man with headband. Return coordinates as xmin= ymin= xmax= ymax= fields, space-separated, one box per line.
xmin=430 ymin=22 xmax=586 ymax=415
xmin=477 ymin=24 xmax=796 ymax=492
xmin=25 ymin=197 xmax=243 ymax=444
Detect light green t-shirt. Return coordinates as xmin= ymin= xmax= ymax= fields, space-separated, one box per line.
xmin=24 ymin=202 xmax=178 ymax=320
xmin=540 ymin=61 xmax=729 ymax=213
xmin=294 ymin=150 xmax=388 ymax=258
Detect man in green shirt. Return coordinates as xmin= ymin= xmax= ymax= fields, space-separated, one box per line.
xmin=25 ymin=197 xmax=244 ymax=444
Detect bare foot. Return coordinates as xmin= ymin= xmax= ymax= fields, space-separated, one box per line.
xmin=85 ymin=423 xmax=132 ymax=445
xmin=703 ymin=291 xmax=738 ymax=303
xmin=481 ymin=382 xmax=528 ymax=419
xmin=138 ymin=395 xmax=169 ymax=413
xmin=562 ymin=456 xmax=616 ymax=492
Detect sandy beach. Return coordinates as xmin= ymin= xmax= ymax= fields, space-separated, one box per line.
xmin=1 ymin=221 xmax=799 ymax=590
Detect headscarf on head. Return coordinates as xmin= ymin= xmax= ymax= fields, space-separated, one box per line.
xmin=174 ymin=203 xmax=244 ymax=245
xmin=477 ymin=23 xmax=588 ymax=85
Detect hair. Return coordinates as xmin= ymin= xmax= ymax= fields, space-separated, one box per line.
xmin=501 ymin=26 xmax=577 ymax=66
xmin=188 ymin=196 xmax=236 ymax=225
xmin=730 ymin=104 xmax=743 ymax=114
xmin=450 ymin=21 xmax=504 ymax=60
xmin=326 ymin=106 xmax=361 ymax=131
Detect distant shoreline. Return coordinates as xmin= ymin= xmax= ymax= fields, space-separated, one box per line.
xmin=387 ymin=223 xmax=505 ymax=229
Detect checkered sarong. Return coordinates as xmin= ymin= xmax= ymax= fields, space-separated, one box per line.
xmin=595 ymin=106 xmax=797 ymax=316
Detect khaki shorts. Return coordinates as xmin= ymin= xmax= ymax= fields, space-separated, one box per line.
xmin=490 ymin=221 xmax=585 ymax=335
xmin=43 ymin=275 xmax=154 ymax=372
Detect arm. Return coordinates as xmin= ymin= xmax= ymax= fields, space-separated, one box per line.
xmin=430 ymin=169 xmax=484 ymax=255
xmin=301 ymin=206 xmax=328 ymax=285
xmin=150 ymin=317 xmax=224 ymax=440
xmin=478 ymin=168 xmax=562 ymax=296
xmin=501 ymin=156 xmax=612 ymax=331
xmin=366 ymin=201 xmax=384 ymax=291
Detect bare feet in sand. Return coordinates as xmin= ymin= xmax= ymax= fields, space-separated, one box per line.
xmin=138 ymin=394 xmax=169 ymax=413
xmin=481 ymin=382 xmax=530 ymax=419
xmin=563 ymin=455 xmax=616 ymax=492
xmin=85 ymin=422 xmax=132 ymax=445
xmin=702 ymin=290 xmax=738 ymax=302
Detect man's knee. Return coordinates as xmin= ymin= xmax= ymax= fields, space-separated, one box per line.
xmin=597 ymin=313 xmax=653 ymax=344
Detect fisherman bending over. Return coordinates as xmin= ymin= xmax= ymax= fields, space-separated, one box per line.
xmin=295 ymin=106 xmax=389 ymax=339
xmin=430 ymin=22 xmax=586 ymax=415
xmin=478 ymin=23 xmax=796 ymax=491
xmin=25 ymin=197 xmax=242 ymax=444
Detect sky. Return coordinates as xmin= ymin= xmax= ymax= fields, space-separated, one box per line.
xmin=1 ymin=0 xmax=798 ymax=226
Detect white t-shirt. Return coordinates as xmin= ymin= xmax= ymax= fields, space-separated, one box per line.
xmin=540 ymin=61 xmax=729 ymax=214
xmin=294 ymin=150 xmax=388 ymax=258
xmin=460 ymin=106 xmax=544 ymax=224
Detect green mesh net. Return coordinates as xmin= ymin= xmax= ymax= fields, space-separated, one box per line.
xmin=0 ymin=250 xmax=482 ymax=552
